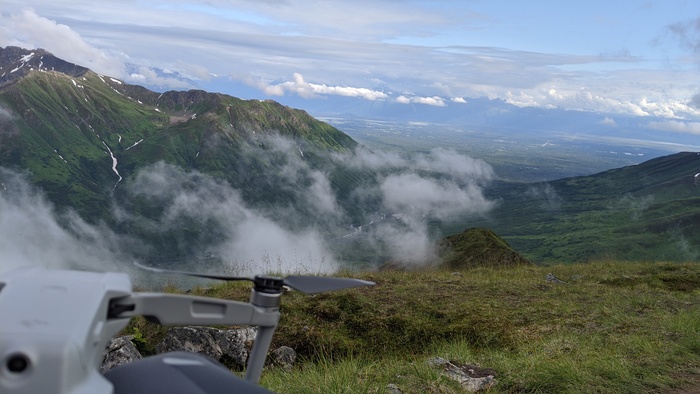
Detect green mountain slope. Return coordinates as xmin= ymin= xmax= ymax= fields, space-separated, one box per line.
xmin=438 ymin=227 xmax=532 ymax=269
xmin=0 ymin=47 xmax=376 ymax=261
xmin=0 ymin=47 xmax=358 ymax=224
xmin=2 ymin=46 xmax=698 ymax=266
xmin=462 ymin=152 xmax=700 ymax=263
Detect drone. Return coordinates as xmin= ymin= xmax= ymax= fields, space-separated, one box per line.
xmin=0 ymin=263 xmax=374 ymax=394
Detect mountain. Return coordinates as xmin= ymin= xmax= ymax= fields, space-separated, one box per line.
xmin=195 ymin=76 xmax=700 ymax=154
xmin=0 ymin=46 xmax=371 ymax=260
xmin=1 ymin=46 xmax=698 ymax=267
xmin=458 ymin=152 xmax=700 ymax=263
xmin=0 ymin=46 xmax=89 ymax=84
xmin=0 ymin=46 xmax=359 ymax=213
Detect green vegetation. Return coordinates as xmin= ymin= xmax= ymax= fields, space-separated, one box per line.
xmin=3 ymin=66 xmax=699 ymax=264
xmin=454 ymin=152 xmax=700 ymax=265
xmin=127 ymin=261 xmax=700 ymax=393
xmin=0 ymin=69 xmax=359 ymax=225
xmin=439 ymin=228 xmax=532 ymax=269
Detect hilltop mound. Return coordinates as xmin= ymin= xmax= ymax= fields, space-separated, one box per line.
xmin=438 ymin=227 xmax=532 ymax=269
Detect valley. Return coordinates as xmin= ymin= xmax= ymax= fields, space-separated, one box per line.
xmin=321 ymin=117 xmax=695 ymax=183
xmin=1 ymin=46 xmax=698 ymax=274
xmin=319 ymin=117 xmax=700 ymax=265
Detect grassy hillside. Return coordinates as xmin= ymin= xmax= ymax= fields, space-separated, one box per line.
xmin=0 ymin=67 xmax=378 ymax=260
xmin=456 ymin=152 xmax=700 ymax=264
xmin=0 ymin=68 xmax=360 ymax=224
xmin=0 ymin=70 xmax=163 ymax=218
xmin=127 ymin=260 xmax=700 ymax=393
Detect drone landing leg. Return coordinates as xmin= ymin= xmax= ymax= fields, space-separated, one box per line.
xmin=244 ymin=325 xmax=276 ymax=384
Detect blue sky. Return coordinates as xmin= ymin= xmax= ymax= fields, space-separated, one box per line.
xmin=2 ymin=0 xmax=700 ymax=127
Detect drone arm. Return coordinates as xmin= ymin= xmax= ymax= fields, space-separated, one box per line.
xmin=110 ymin=292 xmax=282 ymax=384
xmin=110 ymin=293 xmax=280 ymax=327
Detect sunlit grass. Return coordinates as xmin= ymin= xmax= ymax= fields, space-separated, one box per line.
xmin=127 ymin=260 xmax=700 ymax=393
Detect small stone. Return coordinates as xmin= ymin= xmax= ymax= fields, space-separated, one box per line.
xmin=270 ymin=346 xmax=296 ymax=369
xmin=546 ymin=273 xmax=567 ymax=284
xmin=101 ymin=336 xmax=142 ymax=373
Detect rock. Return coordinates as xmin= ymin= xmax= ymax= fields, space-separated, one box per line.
xmin=387 ymin=383 xmax=402 ymax=393
xmin=269 ymin=346 xmax=296 ymax=369
xmin=101 ymin=336 xmax=142 ymax=373
xmin=156 ymin=326 xmax=256 ymax=370
xmin=546 ymin=273 xmax=567 ymax=284
xmin=427 ymin=357 xmax=497 ymax=393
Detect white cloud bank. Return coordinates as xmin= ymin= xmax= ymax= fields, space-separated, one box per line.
xmin=0 ymin=169 xmax=132 ymax=274
xmin=396 ymin=95 xmax=446 ymax=106
xmin=124 ymin=160 xmax=339 ymax=276
xmin=259 ymin=73 xmax=388 ymax=101
xmin=336 ymin=146 xmax=495 ymax=264
xmin=0 ymin=9 xmax=126 ymax=80
xmin=3 ymin=4 xmax=700 ymax=120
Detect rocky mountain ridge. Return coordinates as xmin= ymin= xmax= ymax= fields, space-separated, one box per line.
xmin=0 ymin=46 xmax=89 ymax=87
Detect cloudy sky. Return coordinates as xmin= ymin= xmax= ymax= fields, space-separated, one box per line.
xmin=2 ymin=0 xmax=700 ymax=121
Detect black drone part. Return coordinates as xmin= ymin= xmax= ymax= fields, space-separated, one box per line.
xmin=252 ymin=276 xmax=285 ymax=294
xmin=133 ymin=262 xmax=375 ymax=295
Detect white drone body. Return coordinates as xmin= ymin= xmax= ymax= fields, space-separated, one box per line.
xmin=0 ymin=267 xmax=133 ymax=394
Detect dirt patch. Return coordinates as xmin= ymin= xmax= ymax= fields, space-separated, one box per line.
xmin=169 ymin=115 xmax=190 ymax=124
xmin=660 ymin=372 xmax=700 ymax=394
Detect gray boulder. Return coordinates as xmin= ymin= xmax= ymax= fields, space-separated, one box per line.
xmin=546 ymin=273 xmax=567 ymax=284
xmin=427 ymin=357 xmax=496 ymax=392
xmin=101 ymin=336 xmax=142 ymax=373
xmin=269 ymin=345 xmax=296 ymax=369
xmin=156 ymin=326 xmax=256 ymax=370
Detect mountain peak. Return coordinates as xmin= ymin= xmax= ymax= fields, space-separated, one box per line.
xmin=0 ymin=46 xmax=89 ymax=87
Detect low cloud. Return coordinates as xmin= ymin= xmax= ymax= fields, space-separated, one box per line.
xmin=0 ymin=105 xmax=19 ymax=135
xmin=335 ymin=146 xmax=495 ymax=265
xmin=0 ymin=106 xmax=13 ymax=120
xmin=380 ymin=173 xmax=491 ymax=220
xmin=123 ymin=161 xmax=338 ymax=276
xmin=120 ymin=141 xmax=496 ymax=269
xmin=0 ymin=131 xmax=496 ymax=276
xmin=128 ymin=65 xmax=194 ymax=91
xmin=0 ymin=169 xmax=133 ymax=274
xmin=612 ymin=194 xmax=654 ymax=221
xmin=526 ymin=183 xmax=562 ymax=212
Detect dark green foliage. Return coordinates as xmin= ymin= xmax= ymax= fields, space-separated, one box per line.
xmin=0 ymin=68 xmax=365 ymax=256
xmin=438 ymin=227 xmax=531 ymax=269
xmin=461 ymin=152 xmax=700 ymax=264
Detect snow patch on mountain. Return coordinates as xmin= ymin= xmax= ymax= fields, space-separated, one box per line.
xmin=125 ymin=139 xmax=144 ymax=151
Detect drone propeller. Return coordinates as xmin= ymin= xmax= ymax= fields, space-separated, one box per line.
xmin=134 ymin=262 xmax=255 ymax=282
xmin=133 ymin=262 xmax=374 ymax=294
